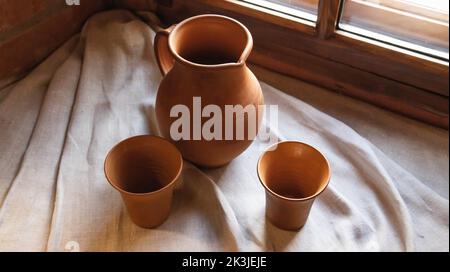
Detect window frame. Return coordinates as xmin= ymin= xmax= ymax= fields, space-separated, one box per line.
xmin=339 ymin=0 xmax=449 ymax=60
xmin=155 ymin=0 xmax=449 ymax=128
xmin=372 ymin=0 xmax=449 ymax=22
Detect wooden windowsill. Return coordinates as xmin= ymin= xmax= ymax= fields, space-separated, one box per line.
xmin=196 ymin=0 xmax=317 ymax=34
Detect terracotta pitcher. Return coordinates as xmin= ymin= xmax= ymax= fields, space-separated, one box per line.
xmin=154 ymin=14 xmax=264 ymax=167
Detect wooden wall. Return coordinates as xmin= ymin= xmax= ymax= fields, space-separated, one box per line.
xmin=0 ymin=0 xmax=110 ymax=81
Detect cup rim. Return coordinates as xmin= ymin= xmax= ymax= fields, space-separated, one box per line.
xmin=167 ymin=14 xmax=253 ymax=70
xmin=256 ymin=140 xmax=331 ymax=202
xmin=104 ymin=135 xmax=183 ymax=197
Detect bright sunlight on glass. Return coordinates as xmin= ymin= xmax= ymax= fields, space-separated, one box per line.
xmin=241 ymin=0 xmax=320 ymax=21
xmin=340 ymin=0 xmax=449 ymax=59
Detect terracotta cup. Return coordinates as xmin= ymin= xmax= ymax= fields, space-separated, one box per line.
xmin=104 ymin=135 xmax=183 ymax=228
xmin=257 ymin=141 xmax=331 ymax=231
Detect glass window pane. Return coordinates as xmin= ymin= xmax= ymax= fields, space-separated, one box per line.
xmin=339 ymin=0 xmax=449 ymax=59
xmin=241 ymin=0 xmax=319 ymax=21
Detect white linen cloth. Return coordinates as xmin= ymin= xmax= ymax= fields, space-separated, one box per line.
xmin=0 ymin=10 xmax=448 ymax=252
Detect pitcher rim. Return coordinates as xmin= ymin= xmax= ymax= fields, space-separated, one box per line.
xmin=168 ymin=14 xmax=253 ymax=70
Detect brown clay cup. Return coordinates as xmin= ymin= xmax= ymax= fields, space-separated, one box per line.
xmin=104 ymin=135 xmax=183 ymax=228
xmin=257 ymin=141 xmax=331 ymax=231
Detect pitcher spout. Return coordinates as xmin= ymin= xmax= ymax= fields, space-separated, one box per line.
xmin=167 ymin=14 xmax=253 ymax=70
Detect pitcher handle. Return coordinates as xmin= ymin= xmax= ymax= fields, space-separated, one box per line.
xmin=154 ymin=25 xmax=176 ymax=76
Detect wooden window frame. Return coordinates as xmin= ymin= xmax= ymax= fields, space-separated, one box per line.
xmin=340 ymin=0 xmax=449 ymax=59
xmin=370 ymin=0 xmax=449 ymax=22
xmin=155 ymin=0 xmax=449 ymax=128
